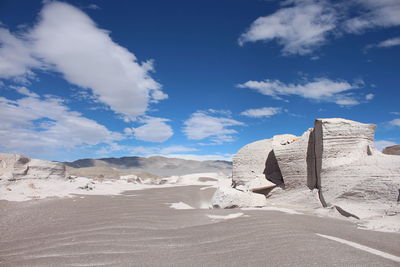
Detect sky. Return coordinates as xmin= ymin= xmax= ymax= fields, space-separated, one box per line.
xmin=0 ymin=0 xmax=399 ymax=162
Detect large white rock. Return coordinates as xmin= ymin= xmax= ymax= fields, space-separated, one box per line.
xmin=272 ymin=130 xmax=312 ymax=189
xmin=311 ymin=119 xmax=400 ymax=206
xmin=232 ymin=139 xmax=277 ymax=191
xmin=223 ymin=118 xmax=400 ymax=214
xmin=0 ymin=153 xmax=66 ymax=183
xmin=211 ymin=186 xmax=267 ymax=209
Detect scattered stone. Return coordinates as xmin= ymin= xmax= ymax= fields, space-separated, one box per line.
xmin=211 ymin=186 xmax=267 ymax=209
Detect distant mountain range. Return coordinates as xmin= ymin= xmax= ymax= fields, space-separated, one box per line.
xmin=382 ymin=144 xmax=400 ymax=155
xmin=65 ymin=156 xmax=232 ymax=177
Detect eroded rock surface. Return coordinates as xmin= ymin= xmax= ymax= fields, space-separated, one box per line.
xmin=232 ymin=139 xmax=276 ymax=191
xmin=213 ymin=118 xmax=400 ymax=222
xmin=0 ymin=153 xmax=66 ymax=183
xmin=211 ymin=186 xmax=267 ymax=209
xmin=314 ymin=119 xmax=400 ymax=206
xmin=272 ymin=130 xmax=311 ymax=189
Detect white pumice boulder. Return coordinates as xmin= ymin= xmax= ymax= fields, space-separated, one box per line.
xmin=232 ymin=139 xmax=276 ymax=191
xmin=0 ymin=153 xmax=66 ymax=183
xmin=211 ymin=186 xmax=267 ymax=209
xmin=217 ymin=118 xmax=400 ymax=223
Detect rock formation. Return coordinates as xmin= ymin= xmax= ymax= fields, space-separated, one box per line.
xmin=383 ymin=144 xmax=400 ymax=155
xmin=212 ymin=118 xmax=400 ymax=218
xmin=0 ymin=153 xmax=66 ymax=183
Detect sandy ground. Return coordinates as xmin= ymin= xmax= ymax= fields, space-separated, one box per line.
xmin=0 ymin=185 xmax=399 ymax=267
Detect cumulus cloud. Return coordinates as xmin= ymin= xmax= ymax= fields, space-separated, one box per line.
xmin=377 ymin=37 xmax=400 ymax=48
xmin=375 ymin=140 xmax=397 ymax=151
xmin=0 ymin=91 xmax=121 ymax=157
xmin=239 ymin=0 xmax=336 ymax=55
xmin=10 ymin=85 xmax=39 ymax=98
xmin=240 ymin=107 xmax=282 ymax=118
xmin=0 ymin=1 xmax=167 ymax=120
xmin=183 ymin=111 xmax=245 ymax=143
xmin=365 ymin=36 xmax=400 ymax=51
xmin=367 ymin=37 xmax=400 ymax=50
xmin=238 ymin=77 xmax=362 ymax=105
xmin=365 ymin=93 xmax=374 ymax=100
xmin=125 ymin=117 xmax=173 ymax=142
xmin=239 ymin=0 xmax=400 ymax=55
xmin=0 ymin=28 xmax=43 ymax=79
xmin=390 ymin=118 xmax=400 ymax=127
xmin=344 ymin=0 xmax=400 ymax=33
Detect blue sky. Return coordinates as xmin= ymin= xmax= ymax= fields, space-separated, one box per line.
xmin=0 ymin=0 xmax=399 ymax=161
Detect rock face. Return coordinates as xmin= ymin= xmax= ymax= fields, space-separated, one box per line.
xmin=212 ymin=118 xmax=400 ymax=217
xmin=313 ymin=119 xmax=399 ymax=205
xmin=232 ymin=139 xmax=276 ymax=191
xmin=383 ymin=144 xmax=400 ymax=155
xmin=272 ymin=130 xmax=312 ymax=189
xmin=0 ymin=153 xmax=66 ymax=182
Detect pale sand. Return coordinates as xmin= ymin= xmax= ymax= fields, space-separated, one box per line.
xmin=1 ymin=172 xmax=399 ymax=234
xmin=0 ymin=186 xmax=399 ymax=266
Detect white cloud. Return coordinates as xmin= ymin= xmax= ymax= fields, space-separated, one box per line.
xmin=238 ymin=77 xmax=362 ymax=105
xmin=375 ymin=140 xmax=397 ymax=151
xmin=0 ymin=28 xmax=43 ymax=79
xmin=365 ymin=37 xmax=400 ymax=51
xmin=207 ymin=109 xmax=232 ymax=116
xmin=125 ymin=117 xmax=173 ymax=143
xmin=10 ymin=85 xmax=39 ymax=98
xmin=156 ymin=153 xmax=232 ymax=161
xmin=86 ymin=4 xmax=100 ymax=10
xmin=239 ymin=0 xmax=400 ymax=55
xmin=240 ymin=107 xmax=282 ymax=118
xmin=344 ymin=0 xmax=400 ymax=33
xmin=238 ymin=0 xmax=337 ymax=55
xmin=127 ymin=145 xmax=197 ymax=155
xmin=0 ymin=1 xmax=167 ymax=120
xmin=390 ymin=118 xmax=400 ymax=127
xmin=365 ymin=93 xmax=374 ymax=100
xmin=159 ymin=146 xmax=198 ymax=154
xmin=183 ymin=111 xmax=245 ymax=143
xmin=0 ymin=92 xmax=121 ymax=157
xmin=377 ymin=37 xmax=400 ymax=48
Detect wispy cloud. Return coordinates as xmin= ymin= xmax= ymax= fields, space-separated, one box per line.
xmin=365 ymin=37 xmax=400 ymax=51
xmin=377 ymin=37 xmax=400 ymax=48
xmin=375 ymin=140 xmax=397 ymax=151
xmin=390 ymin=118 xmax=400 ymax=126
xmin=240 ymin=107 xmax=282 ymax=118
xmin=344 ymin=0 xmax=400 ymax=33
xmin=0 ymin=91 xmax=121 ymax=157
xmin=365 ymin=93 xmax=374 ymax=100
xmin=239 ymin=0 xmax=400 ymax=55
xmin=238 ymin=77 xmax=365 ymax=106
xmin=0 ymin=1 xmax=167 ymax=120
xmin=124 ymin=116 xmax=173 ymax=143
xmin=183 ymin=110 xmax=244 ymax=144
xmin=238 ymin=0 xmax=336 ymax=55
